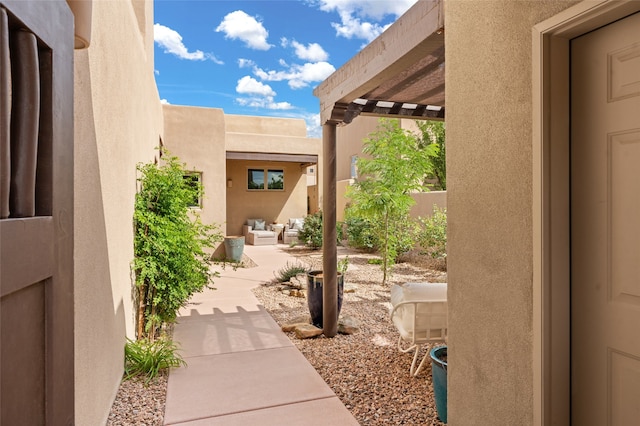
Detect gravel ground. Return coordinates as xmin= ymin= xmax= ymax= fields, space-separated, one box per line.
xmin=107 ymin=371 xmax=167 ymax=426
xmin=107 ymin=246 xmax=446 ymax=425
xmin=253 ymin=246 xmax=447 ymax=426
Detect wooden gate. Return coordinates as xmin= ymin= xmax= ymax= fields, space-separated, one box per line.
xmin=0 ymin=1 xmax=74 ymax=423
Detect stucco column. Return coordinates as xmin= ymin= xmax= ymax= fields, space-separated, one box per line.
xmin=322 ymin=122 xmax=338 ymax=337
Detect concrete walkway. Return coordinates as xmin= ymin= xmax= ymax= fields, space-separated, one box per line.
xmin=163 ymin=244 xmax=359 ymax=425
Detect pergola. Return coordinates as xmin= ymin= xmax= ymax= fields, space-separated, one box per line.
xmin=312 ymin=0 xmax=445 ymax=336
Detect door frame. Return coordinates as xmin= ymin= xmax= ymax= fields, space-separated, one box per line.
xmin=532 ymin=1 xmax=640 ymax=424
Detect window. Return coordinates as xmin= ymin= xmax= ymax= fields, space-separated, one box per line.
xmin=248 ymin=168 xmax=284 ymax=191
xmin=248 ymin=169 xmax=264 ymax=190
xmin=267 ymin=170 xmax=284 ymax=189
xmin=350 ymin=155 xmax=358 ymax=179
xmin=183 ymin=172 xmax=202 ymax=208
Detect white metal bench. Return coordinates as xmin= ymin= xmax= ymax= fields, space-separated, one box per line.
xmin=390 ymin=282 xmax=447 ymax=376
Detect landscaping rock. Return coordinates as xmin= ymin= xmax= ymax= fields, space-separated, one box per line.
xmin=281 ymin=315 xmax=311 ymax=332
xmin=294 ymin=323 xmax=323 ymax=339
xmin=278 ymin=283 xmax=306 ymax=298
xmin=338 ymin=315 xmax=360 ymax=335
xmin=289 ymin=274 xmax=306 ymax=289
xmin=344 ymin=283 xmax=358 ymax=293
xmin=290 ymin=315 xmax=311 ymax=324
xmin=282 ymin=288 xmax=305 ymax=298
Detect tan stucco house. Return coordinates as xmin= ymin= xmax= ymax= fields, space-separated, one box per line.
xmin=162 ymin=106 xmax=321 ymax=240
xmin=1 ymin=0 xmax=638 ymax=424
xmin=315 ymin=0 xmax=640 ymax=424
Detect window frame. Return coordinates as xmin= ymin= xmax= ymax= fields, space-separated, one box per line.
xmin=247 ymin=168 xmax=284 ymax=191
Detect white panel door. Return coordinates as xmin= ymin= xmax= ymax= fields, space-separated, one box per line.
xmin=571 ymin=12 xmax=640 ymax=426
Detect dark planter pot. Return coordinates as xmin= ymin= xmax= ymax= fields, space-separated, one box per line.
xmin=223 ymin=235 xmax=245 ymax=262
xmin=306 ymin=270 xmax=344 ymax=328
xmin=430 ymin=346 xmax=448 ymax=423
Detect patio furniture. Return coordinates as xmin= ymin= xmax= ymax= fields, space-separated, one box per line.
xmin=242 ymin=218 xmax=278 ymax=245
xmin=270 ymin=223 xmax=285 ymax=241
xmin=283 ymin=217 xmax=304 ymax=244
xmin=390 ymin=282 xmax=447 ymax=376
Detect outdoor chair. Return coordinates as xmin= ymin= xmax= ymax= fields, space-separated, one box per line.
xmin=243 ymin=218 xmax=278 ymax=245
xmin=283 ymin=217 xmax=304 ymax=244
xmin=390 ymin=282 xmax=448 ymax=376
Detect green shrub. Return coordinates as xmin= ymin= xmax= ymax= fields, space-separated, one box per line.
xmin=393 ymin=215 xmax=420 ymax=259
xmin=338 ymin=256 xmax=349 ymax=275
xmin=133 ymin=150 xmax=222 ymax=339
xmin=124 ymin=338 xmax=186 ymax=383
xmin=274 ymin=261 xmax=309 ymax=282
xmin=298 ymin=210 xmax=323 ymax=249
xmin=344 ymin=215 xmax=378 ymax=251
xmin=417 ymin=206 xmax=447 ymax=259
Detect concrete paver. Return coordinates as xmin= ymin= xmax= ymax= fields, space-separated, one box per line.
xmin=164 ymin=244 xmax=358 ymax=425
xmin=172 ymin=308 xmax=292 ymax=357
xmin=170 ymin=398 xmax=359 ymax=426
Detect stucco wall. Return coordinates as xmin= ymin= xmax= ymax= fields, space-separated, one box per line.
xmin=336 ymin=115 xmax=427 ymax=181
xmin=336 ymin=179 xmax=354 ymax=223
xmin=226 ymin=159 xmax=308 ymax=236
xmin=225 ymin=114 xmax=307 ymax=137
xmin=337 ymin=181 xmax=446 ymax=222
xmin=162 ymin=105 xmax=227 ymax=236
xmin=73 ymin=1 xmax=163 ymax=425
xmin=445 ymin=1 xmax=577 ymax=424
xmin=410 ymin=190 xmax=446 ymax=218
xmin=225 ymin=114 xmax=320 ymax=156
xmin=336 ymin=116 xmax=374 ymax=181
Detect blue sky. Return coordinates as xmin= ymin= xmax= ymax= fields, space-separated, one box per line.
xmin=153 ymin=0 xmax=418 ymax=137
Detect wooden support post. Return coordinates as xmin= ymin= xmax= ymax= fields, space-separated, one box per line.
xmin=322 ymin=122 xmax=338 ymax=337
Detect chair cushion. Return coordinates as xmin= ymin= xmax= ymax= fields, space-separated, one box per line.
xmin=391 ymin=283 xmax=448 ymax=342
xmin=289 ymin=218 xmax=304 ymax=230
xmin=391 ymin=282 xmax=447 ymax=307
xmin=252 ymin=230 xmax=275 ymax=238
xmin=254 ymin=219 xmax=266 ymax=230
xmin=246 ymin=218 xmax=259 ymax=228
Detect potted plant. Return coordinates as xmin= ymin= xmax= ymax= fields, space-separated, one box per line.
xmin=306 ymin=270 xmax=344 ymax=328
xmin=430 ymin=345 xmax=448 ymax=423
xmin=223 ymin=235 xmax=245 ymax=262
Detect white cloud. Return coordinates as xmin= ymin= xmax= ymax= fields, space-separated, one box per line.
xmin=331 ymin=11 xmax=390 ymax=42
xmin=253 ymin=61 xmax=335 ymax=89
xmin=236 ymin=97 xmax=293 ymax=110
xmin=313 ymin=0 xmax=417 ymax=41
xmin=235 ymin=76 xmax=291 ymax=110
xmin=155 ymin=69 xmax=160 ymax=75
xmin=304 ymin=113 xmax=321 ymax=138
xmin=216 ymin=11 xmax=272 ymax=50
xmin=236 ymin=76 xmax=276 ymax=97
xmin=315 ymin=0 xmax=417 ymax=20
xmin=291 ymin=41 xmax=328 ymax=62
xmin=282 ymin=37 xmax=329 ymax=62
xmin=160 ymin=98 xmax=170 ymax=105
xmin=238 ymin=58 xmax=255 ymax=68
xmin=154 ymin=23 xmax=223 ymax=63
